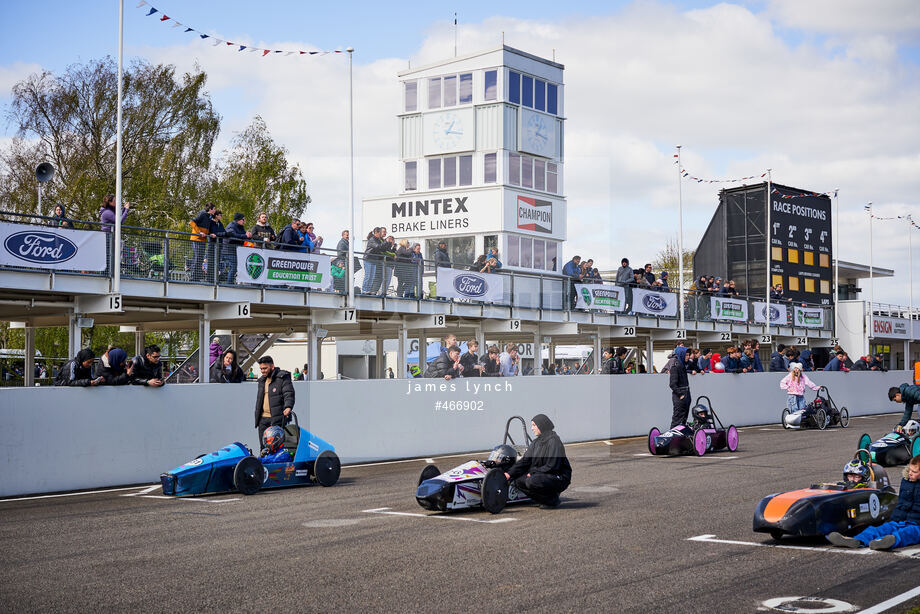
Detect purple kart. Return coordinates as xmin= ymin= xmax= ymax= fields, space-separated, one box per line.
xmin=648 ymin=396 xmax=739 ymax=457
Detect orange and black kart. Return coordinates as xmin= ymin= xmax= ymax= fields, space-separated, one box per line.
xmin=753 ymin=453 xmax=896 ymax=541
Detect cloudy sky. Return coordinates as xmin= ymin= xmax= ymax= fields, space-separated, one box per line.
xmin=1 ymin=0 xmax=918 ymax=305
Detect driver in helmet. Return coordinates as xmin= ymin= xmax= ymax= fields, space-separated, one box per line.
xmin=897 ymin=419 xmax=920 ymax=438
xmin=690 ymin=404 xmax=712 ymax=428
xmin=841 ymin=459 xmax=870 ymax=489
xmin=259 ymin=426 xmax=293 ymax=463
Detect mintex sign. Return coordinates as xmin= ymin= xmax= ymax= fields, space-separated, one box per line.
xmin=516 ymin=196 xmax=553 ymax=234
xmin=362 ymin=190 xmax=502 ymax=239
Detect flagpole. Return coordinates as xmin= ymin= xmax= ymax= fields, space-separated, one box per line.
xmin=908 ymin=214 xmax=914 ymax=326
xmin=114 ymin=0 xmax=124 ymax=293
xmin=676 ymin=145 xmax=685 ymax=330
xmin=833 ymin=190 xmax=839 ymax=341
xmin=454 ymin=13 xmax=458 ymax=57
xmin=868 ymin=202 xmax=874 ymax=355
xmin=765 ymin=169 xmax=772 ymax=334
xmin=346 ymin=47 xmax=355 ymax=310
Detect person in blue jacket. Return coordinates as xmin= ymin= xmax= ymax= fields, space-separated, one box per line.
xmin=799 ymin=348 xmax=814 ymax=372
xmin=827 ymin=456 xmax=920 ymax=550
xmin=891 ymin=384 xmax=920 ymax=427
xmin=260 ymin=426 xmax=293 ymax=463
xmin=824 ymin=350 xmax=849 ymax=372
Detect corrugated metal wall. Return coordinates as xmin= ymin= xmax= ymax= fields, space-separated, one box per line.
xmin=400 ymin=114 xmax=422 ymax=160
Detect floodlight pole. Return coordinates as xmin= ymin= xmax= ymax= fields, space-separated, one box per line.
xmin=868 ymin=202 xmax=874 ymax=354
xmin=114 ymin=0 xmax=124 ymax=293
xmin=765 ymin=169 xmax=772 ymax=333
xmin=346 ymin=47 xmax=355 ymax=309
xmin=908 ymin=214 xmax=914 ymax=326
xmin=676 ymin=145 xmax=685 ymax=330
xmin=833 ymin=190 xmax=840 ymax=340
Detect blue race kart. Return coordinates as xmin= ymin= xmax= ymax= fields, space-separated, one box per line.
xmin=160 ymin=413 xmax=340 ymax=496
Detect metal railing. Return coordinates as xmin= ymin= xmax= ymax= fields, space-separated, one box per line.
xmin=0 ymin=212 xmax=836 ymax=330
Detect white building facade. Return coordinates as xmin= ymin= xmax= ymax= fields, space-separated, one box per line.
xmin=362 ymin=45 xmax=567 ymax=273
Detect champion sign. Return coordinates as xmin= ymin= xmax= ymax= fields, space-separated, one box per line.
xmin=453 ymin=274 xmax=487 ymax=298
xmin=4 ymin=231 xmax=77 ymax=264
xmin=516 ymin=195 xmax=553 ymax=234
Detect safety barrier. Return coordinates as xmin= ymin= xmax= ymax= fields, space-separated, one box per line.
xmin=0 ymin=371 xmax=910 ymax=496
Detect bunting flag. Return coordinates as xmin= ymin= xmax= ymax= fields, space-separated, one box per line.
xmin=135 ymin=1 xmax=344 ymax=57
xmin=866 ymin=209 xmax=920 ymax=228
xmin=771 ymin=188 xmax=836 ymax=200
xmin=674 ymin=162 xmax=767 ymax=184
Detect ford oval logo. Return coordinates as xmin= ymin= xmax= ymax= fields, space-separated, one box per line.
xmin=453 ymin=274 xmax=487 ymax=297
xmin=761 ymin=306 xmax=780 ymax=321
xmin=3 ymin=231 xmax=78 ymax=264
xmin=642 ymin=294 xmax=666 ymax=312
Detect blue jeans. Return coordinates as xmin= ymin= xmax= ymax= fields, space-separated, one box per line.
xmin=853 ymin=521 xmax=920 ymax=548
xmin=361 ymin=262 xmax=378 ymax=293
xmin=787 ymin=395 xmax=806 ymax=413
xmin=379 ymin=264 xmax=394 ymax=296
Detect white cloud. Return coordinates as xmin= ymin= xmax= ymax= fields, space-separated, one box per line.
xmin=136 ymin=2 xmax=919 ymax=305
xmin=0 ymin=62 xmax=43 ymax=98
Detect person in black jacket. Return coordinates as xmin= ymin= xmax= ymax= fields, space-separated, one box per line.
xmin=131 ymin=344 xmax=165 ymax=387
xmin=223 ymin=213 xmax=251 ymax=283
xmin=480 ymin=345 xmax=501 ymax=377
xmin=190 ymin=203 xmax=216 ymax=281
xmin=55 ymin=348 xmax=103 ymax=387
xmin=434 ymin=240 xmax=451 ymax=269
xmin=99 ymin=348 xmax=134 ymax=385
xmin=668 ymin=346 xmax=690 ymax=428
xmin=254 ymin=356 xmax=295 ymax=445
xmin=459 ymin=340 xmax=484 ymax=377
xmin=278 ymin=218 xmax=304 ymax=251
xmin=211 ymin=349 xmax=244 ymax=383
xmin=424 ymin=346 xmax=463 ymax=380
xmin=504 ymin=413 xmax=571 ymax=508
xmin=251 ymin=212 xmax=276 ymax=246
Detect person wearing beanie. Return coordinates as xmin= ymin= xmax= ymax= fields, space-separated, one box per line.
xmin=504 ymin=413 xmax=571 ymax=508
xmin=666 ymin=345 xmax=691 ymax=428
xmin=224 ymin=213 xmax=252 ymax=284
xmin=98 ymin=347 xmax=135 ymax=385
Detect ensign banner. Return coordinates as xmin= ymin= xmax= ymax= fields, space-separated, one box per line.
xmin=575 ymin=284 xmax=625 ymax=312
xmin=435 ymin=267 xmax=504 ymax=302
xmin=236 ymin=246 xmax=332 ymax=288
xmin=0 ymin=222 xmax=107 ymax=271
xmin=631 ymin=288 xmax=678 ymax=317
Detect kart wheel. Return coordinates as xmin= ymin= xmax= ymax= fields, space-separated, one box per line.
xmin=693 ymin=429 xmax=707 ymax=456
xmin=839 ymin=408 xmax=849 ymax=428
xmin=481 ymin=468 xmax=509 ymax=514
xmin=418 ymin=464 xmax=440 ymax=486
xmin=815 ymin=408 xmax=827 ymax=431
xmin=912 ymin=437 xmax=920 ymax=458
xmin=770 ymin=530 xmax=784 ymax=542
xmin=233 ymin=456 xmax=264 ymax=495
xmin=313 ymin=450 xmax=341 ymax=487
xmin=726 ymin=425 xmax=739 ymax=452
xmin=781 ymin=409 xmax=791 ymax=430
xmin=857 ymin=433 xmax=872 ymax=463
xmin=648 ymin=427 xmax=661 ymax=455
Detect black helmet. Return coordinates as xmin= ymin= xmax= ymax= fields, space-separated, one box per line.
xmin=262 ymin=426 xmax=285 ymax=454
xmin=842 ymin=459 xmax=870 ymax=485
xmin=484 ymin=444 xmax=517 ymax=470
xmin=691 ymin=402 xmax=711 ymax=425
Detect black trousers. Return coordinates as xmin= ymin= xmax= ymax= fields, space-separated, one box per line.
xmin=670 ymin=391 xmax=691 ymax=428
xmin=513 ymin=473 xmax=568 ymax=505
xmin=257 ymin=415 xmax=287 ymax=449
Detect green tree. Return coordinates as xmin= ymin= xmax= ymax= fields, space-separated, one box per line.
xmin=650 ymin=236 xmax=695 ymax=290
xmin=2 ymin=58 xmax=220 ymax=229
xmin=205 ymin=115 xmax=310 ymax=223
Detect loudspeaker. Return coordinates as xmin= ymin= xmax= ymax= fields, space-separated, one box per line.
xmin=35 ymin=162 xmax=55 ymax=183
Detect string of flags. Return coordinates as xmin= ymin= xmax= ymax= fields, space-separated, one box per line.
xmin=136 ymin=1 xmax=343 ymax=57
xmin=771 ymin=188 xmax=836 ymax=200
xmin=864 ymin=206 xmax=920 ymax=229
xmin=672 ymin=156 xmax=766 ymax=184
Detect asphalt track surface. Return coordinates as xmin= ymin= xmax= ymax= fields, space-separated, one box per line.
xmin=3 ymin=413 xmax=920 ymax=613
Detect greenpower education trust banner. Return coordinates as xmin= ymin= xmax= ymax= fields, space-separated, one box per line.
xmin=574 ymin=283 xmax=625 ymax=311
xmin=236 ymin=246 xmax=332 ymax=289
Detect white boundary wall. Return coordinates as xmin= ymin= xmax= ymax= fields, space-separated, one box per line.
xmin=0 ymin=371 xmax=911 ymax=496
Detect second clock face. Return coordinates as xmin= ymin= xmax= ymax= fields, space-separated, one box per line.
xmin=520 ymin=108 xmax=555 ymax=158
xmin=424 ymin=108 xmax=475 ymax=155
xmin=433 ymin=111 xmax=464 ymax=149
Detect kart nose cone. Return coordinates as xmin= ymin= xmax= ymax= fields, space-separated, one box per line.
xmin=416 ymin=479 xmax=452 ymax=511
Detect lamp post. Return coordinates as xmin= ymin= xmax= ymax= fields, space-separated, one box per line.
xmin=114 ymin=0 xmax=124 ymax=293
xmin=868 ymin=202 xmax=874 ymax=355
xmin=833 ymin=190 xmax=839 ymax=341
xmin=676 ymin=145 xmax=685 ymax=330
xmin=765 ymin=169 xmax=772 ymax=333
xmin=346 ymin=47 xmax=355 ymax=309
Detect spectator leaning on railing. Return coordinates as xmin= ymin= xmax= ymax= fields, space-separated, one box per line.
xmin=99 ymin=194 xmax=130 ymax=232
xmin=499 ymin=342 xmax=520 ymax=377
xmin=211 ymin=349 xmax=245 ymax=383
xmin=99 ymin=348 xmax=134 ymax=385
xmin=131 ymin=344 xmax=165 ymax=387
xmin=55 ymin=348 xmax=104 ymax=387
xmin=51 ymin=204 xmax=73 ymax=229
xmin=251 ymin=212 xmax=276 ymax=246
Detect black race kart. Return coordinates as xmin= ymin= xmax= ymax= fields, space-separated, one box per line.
xmin=648 ymin=396 xmax=739 ymax=457
xmin=857 ymin=428 xmax=920 ymax=467
xmin=781 ymin=386 xmax=849 ymax=430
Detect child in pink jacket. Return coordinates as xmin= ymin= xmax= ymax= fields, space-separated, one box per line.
xmin=780 ymin=362 xmax=821 ymax=414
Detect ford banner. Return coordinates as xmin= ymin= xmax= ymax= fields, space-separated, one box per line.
xmin=710 ymin=296 xmax=749 ymax=322
xmin=752 ymin=301 xmax=788 ymax=325
xmin=630 ymin=288 xmax=677 ymax=317
xmin=435 ymin=267 xmax=504 ymax=302
xmin=0 ymin=222 xmax=107 ymax=271
xmin=574 ymin=283 xmax=625 ymax=312
xmin=236 ymin=246 xmax=332 ymax=289
xmin=794 ymin=306 xmax=825 ymax=329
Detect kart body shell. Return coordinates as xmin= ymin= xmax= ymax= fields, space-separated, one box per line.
xmin=781 ymin=386 xmax=849 ymax=430
xmin=753 ymin=462 xmax=896 ymax=539
xmin=160 ymin=413 xmax=339 ymax=496
xmin=415 ymin=416 xmax=532 ymax=513
xmin=858 ymin=431 xmax=920 ymax=467
xmin=648 ymin=396 xmax=739 ymax=457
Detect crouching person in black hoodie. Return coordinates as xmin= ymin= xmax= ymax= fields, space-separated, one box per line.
xmin=504 ymin=413 xmax=572 ymax=508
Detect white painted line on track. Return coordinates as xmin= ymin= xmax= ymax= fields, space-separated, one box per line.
xmin=0 ymin=484 xmax=160 ymax=503
xmin=859 ymin=585 xmax=920 ymax=614
xmin=604 ymin=441 xmax=614 ymax=446
xmin=122 ymin=485 xmax=161 ymax=497
xmin=633 ymin=453 xmax=652 ymax=457
xmin=425 ymin=458 xmax=435 ymax=463
xmin=138 ymin=495 xmax=240 ymax=503
xmin=363 ymin=507 xmax=516 ymax=524
xmin=687 ymin=534 xmax=874 ymax=556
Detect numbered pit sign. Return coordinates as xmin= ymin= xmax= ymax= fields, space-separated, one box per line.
xmin=759 ymin=335 xmax=772 ymax=344
xmin=829 ymin=337 xmax=839 ymax=347
xmin=675 ymin=330 xmax=687 ymax=340
xmin=342 ymin=309 xmax=356 ymax=322
xmin=237 ymin=303 xmax=250 ymax=317
xmin=508 ymin=319 xmax=521 ymax=332
xmin=431 ymin=314 xmax=446 ymax=327
xmin=719 ymin=332 xmax=732 ymax=342
xmin=107 ymin=294 xmax=123 ymax=312
xmin=795 ymin=336 xmax=808 ymax=345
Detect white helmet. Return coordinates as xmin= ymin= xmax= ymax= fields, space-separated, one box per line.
xmin=904 ymin=420 xmax=920 ymax=438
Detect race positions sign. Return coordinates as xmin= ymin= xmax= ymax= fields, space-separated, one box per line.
xmin=770 ymin=185 xmax=833 ymax=305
